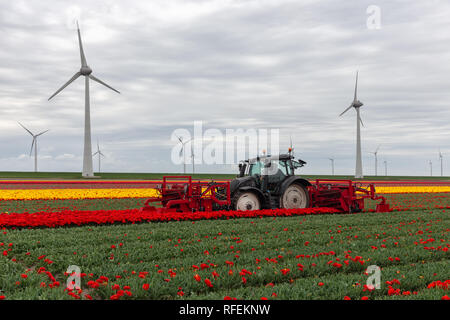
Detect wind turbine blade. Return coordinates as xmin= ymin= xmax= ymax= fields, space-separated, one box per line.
xmin=77 ymin=21 xmax=88 ymax=67
xmin=93 ymin=151 xmax=99 ymax=156
xmin=36 ymin=129 xmax=49 ymax=137
xmin=99 ymin=152 xmax=105 ymax=157
xmin=89 ymin=75 xmax=120 ymax=94
xmin=375 ymin=144 xmax=381 ymax=153
xmin=30 ymin=138 xmax=35 ymax=156
xmin=18 ymin=122 xmax=34 ymax=136
xmin=359 ymin=115 xmax=365 ymax=128
xmin=48 ymin=72 xmax=81 ymax=100
xmin=354 ymin=71 xmax=359 ymax=100
xmin=339 ymin=104 xmax=353 ymax=117
xmin=176 ymin=135 xmax=183 ymax=143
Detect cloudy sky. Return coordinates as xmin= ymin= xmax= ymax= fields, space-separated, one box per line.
xmin=0 ymin=0 xmax=449 ymax=176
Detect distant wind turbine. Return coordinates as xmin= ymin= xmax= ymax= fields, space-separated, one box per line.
xmin=328 ymin=158 xmax=335 ymax=175
xmin=176 ymin=135 xmax=192 ymax=174
xmin=92 ymin=139 xmax=105 ymax=173
xmin=383 ymin=160 xmax=387 ymax=176
xmin=369 ymin=145 xmax=381 ymax=176
xmin=48 ymin=21 xmax=120 ymax=177
xmin=18 ymin=122 xmax=49 ymax=172
xmin=340 ymin=71 xmax=365 ymax=179
xmin=429 ymin=160 xmax=433 ymax=176
xmin=190 ymin=143 xmax=195 ymax=175
xmin=439 ymin=149 xmax=443 ymax=177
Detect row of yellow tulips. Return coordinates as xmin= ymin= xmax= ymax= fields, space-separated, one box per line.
xmin=0 ymin=186 xmax=449 ymax=200
xmin=0 ymin=188 xmax=159 ymax=200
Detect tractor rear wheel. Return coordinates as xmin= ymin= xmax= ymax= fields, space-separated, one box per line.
xmin=280 ymin=183 xmax=309 ymax=209
xmin=232 ymin=191 xmax=261 ymax=211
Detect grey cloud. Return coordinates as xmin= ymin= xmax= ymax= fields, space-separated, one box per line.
xmin=0 ymin=0 xmax=449 ymax=176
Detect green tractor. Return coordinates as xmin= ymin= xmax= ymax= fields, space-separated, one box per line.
xmin=230 ymin=153 xmax=311 ymax=210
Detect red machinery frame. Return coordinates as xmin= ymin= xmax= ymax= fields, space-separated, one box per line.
xmin=309 ymin=179 xmax=389 ymax=213
xmin=141 ymin=176 xmax=230 ymax=213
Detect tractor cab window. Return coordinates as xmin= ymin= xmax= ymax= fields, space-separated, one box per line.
xmin=266 ymin=160 xmax=289 ymax=184
xmin=272 ymin=160 xmax=289 ymax=176
xmin=249 ymin=161 xmax=263 ymax=176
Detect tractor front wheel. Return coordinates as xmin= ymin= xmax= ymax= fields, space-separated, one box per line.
xmin=232 ymin=191 xmax=261 ymax=211
xmin=280 ymin=183 xmax=309 ymax=209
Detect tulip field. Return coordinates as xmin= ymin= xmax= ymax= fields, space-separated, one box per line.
xmin=0 ymin=179 xmax=449 ymax=300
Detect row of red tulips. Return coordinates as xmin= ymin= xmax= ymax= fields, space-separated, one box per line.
xmin=0 ymin=207 xmax=341 ymax=228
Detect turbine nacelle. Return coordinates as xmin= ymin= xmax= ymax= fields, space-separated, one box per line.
xmin=352 ymin=100 xmax=363 ymax=108
xmin=80 ymin=66 xmax=92 ymax=75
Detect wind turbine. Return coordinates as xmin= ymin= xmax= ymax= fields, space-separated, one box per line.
xmin=176 ymin=135 xmax=192 ymax=174
xmin=18 ymin=122 xmax=49 ymax=172
xmin=92 ymin=139 xmax=105 ymax=173
xmin=48 ymin=21 xmax=120 ymax=177
xmin=369 ymin=145 xmax=381 ymax=176
xmin=340 ymin=71 xmax=365 ymax=179
xmin=328 ymin=158 xmax=335 ymax=175
xmin=429 ymin=160 xmax=433 ymax=176
xmin=383 ymin=160 xmax=387 ymax=176
xmin=190 ymin=142 xmax=195 ymax=175
xmin=439 ymin=149 xmax=443 ymax=177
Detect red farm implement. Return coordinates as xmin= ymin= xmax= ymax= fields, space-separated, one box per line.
xmin=141 ymin=176 xmax=389 ymax=214
xmin=142 ymin=176 xmax=231 ymax=213
xmin=141 ymin=152 xmax=389 ymax=214
xmin=309 ymin=179 xmax=390 ymax=213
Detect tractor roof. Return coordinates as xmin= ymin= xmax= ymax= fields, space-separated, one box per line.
xmin=246 ymin=153 xmax=294 ymax=163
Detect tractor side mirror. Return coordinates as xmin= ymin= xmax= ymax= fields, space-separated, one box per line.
xmin=238 ymin=162 xmax=246 ymax=177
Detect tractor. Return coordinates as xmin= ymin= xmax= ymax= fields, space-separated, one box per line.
xmin=231 ymin=153 xmax=310 ymax=210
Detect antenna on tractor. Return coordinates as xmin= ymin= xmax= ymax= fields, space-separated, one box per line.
xmin=288 ymin=134 xmax=295 ymax=157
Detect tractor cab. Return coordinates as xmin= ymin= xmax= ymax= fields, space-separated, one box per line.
xmin=239 ymin=154 xmax=306 ymax=181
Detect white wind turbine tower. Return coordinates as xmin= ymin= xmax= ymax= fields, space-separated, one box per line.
xmin=340 ymin=71 xmax=365 ymax=179
xmin=190 ymin=142 xmax=195 ymax=175
xmin=18 ymin=122 xmax=49 ymax=172
xmin=176 ymin=135 xmax=192 ymax=174
xmin=328 ymin=158 xmax=335 ymax=175
xmin=383 ymin=160 xmax=387 ymax=176
xmin=48 ymin=21 xmax=120 ymax=177
xmin=92 ymin=139 xmax=105 ymax=173
xmin=438 ymin=149 xmax=443 ymax=177
xmin=429 ymin=160 xmax=433 ymax=176
xmin=369 ymin=145 xmax=381 ymax=176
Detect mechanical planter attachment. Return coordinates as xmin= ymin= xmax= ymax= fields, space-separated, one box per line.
xmin=309 ymin=179 xmax=390 ymax=213
xmin=141 ymin=176 xmax=231 ymax=213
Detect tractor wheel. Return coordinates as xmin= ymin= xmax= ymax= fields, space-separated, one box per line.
xmin=232 ymin=191 xmax=261 ymax=211
xmin=280 ymin=183 xmax=309 ymax=209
